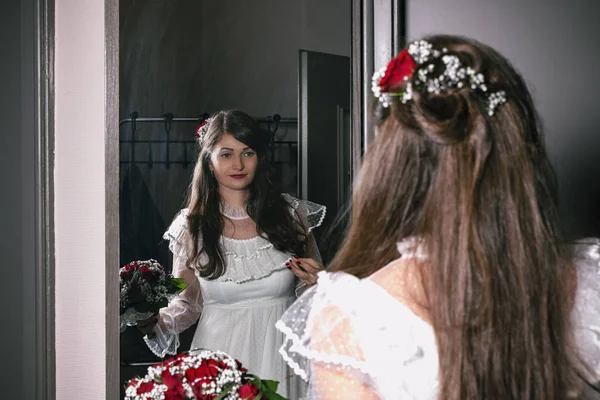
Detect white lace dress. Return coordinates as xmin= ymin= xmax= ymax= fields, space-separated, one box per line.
xmin=144 ymin=194 xmax=326 ymax=399
xmin=276 ymin=238 xmax=600 ymax=399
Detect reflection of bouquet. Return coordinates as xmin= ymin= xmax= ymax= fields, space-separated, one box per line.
xmin=125 ymin=349 xmax=286 ymax=400
xmin=120 ymin=259 xmax=186 ymax=332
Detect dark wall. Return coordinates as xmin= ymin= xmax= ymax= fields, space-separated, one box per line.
xmin=407 ymin=0 xmax=600 ymax=238
xmin=0 ymin=0 xmax=38 ymax=398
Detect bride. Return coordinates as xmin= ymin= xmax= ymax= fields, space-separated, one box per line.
xmin=138 ymin=109 xmax=325 ymax=398
xmin=277 ymin=35 xmax=600 ymax=399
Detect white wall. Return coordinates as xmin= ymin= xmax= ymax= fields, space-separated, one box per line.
xmin=54 ymin=0 xmax=107 ymax=398
xmin=406 ymin=0 xmax=600 ymax=237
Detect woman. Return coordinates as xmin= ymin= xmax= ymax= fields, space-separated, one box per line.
xmin=139 ymin=109 xmax=325 ymax=398
xmin=276 ymin=35 xmax=600 ymax=399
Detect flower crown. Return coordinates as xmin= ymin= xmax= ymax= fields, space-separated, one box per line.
xmin=195 ymin=117 xmax=212 ymax=143
xmin=372 ymin=40 xmax=507 ymax=116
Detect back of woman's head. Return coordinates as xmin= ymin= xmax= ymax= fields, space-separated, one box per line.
xmin=330 ymin=35 xmax=589 ymax=398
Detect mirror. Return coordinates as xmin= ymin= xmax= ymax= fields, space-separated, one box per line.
xmin=118 ymin=1 xmax=352 ymax=397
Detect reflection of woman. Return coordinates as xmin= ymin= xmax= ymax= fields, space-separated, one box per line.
xmin=277 ymin=35 xmax=600 ymax=399
xmin=139 ymin=109 xmax=325 ymax=398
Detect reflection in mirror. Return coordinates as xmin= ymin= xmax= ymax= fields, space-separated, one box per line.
xmin=118 ymin=1 xmax=351 ymax=398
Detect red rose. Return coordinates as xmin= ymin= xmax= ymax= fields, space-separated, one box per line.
xmin=188 ymin=358 xmax=221 ymax=382
xmin=120 ymin=265 xmax=134 ymax=281
xmin=238 ymin=383 xmax=260 ymax=400
xmin=126 ymin=377 xmax=139 ymax=390
xmin=140 ymin=265 xmax=160 ymax=283
xmin=136 ymin=381 xmax=155 ymax=395
xmin=161 ymin=370 xmax=185 ymax=400
xmin=378 ymin=49 xmax=417 ymax=91
xmin=185 ymin=366 xmax=208 ymax=384
xmin=235 ymin=359 xmax=248 ymax=374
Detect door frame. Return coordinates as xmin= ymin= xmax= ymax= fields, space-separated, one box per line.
xmin=351 ymin=0 xmax=406 ymax=172
xmin=28 ymin=0 xmax=56 ymax=398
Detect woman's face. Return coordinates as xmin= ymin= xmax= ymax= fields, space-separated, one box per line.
xmin=209 ymin=133 xmax=258 ymax=192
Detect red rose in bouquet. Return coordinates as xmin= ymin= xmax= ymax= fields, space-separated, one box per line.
xmin=238 ymin=383 xmax=260 ymax=399
xmin=119 ymin=259 xmax=187 ymax=332
xmin=125 ymin=350 xmax=286 ymax=400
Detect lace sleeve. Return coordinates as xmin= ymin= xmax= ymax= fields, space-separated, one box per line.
xmin=276 ymin=272 xmax=378 ymax=399
xmin=571 ymin=239 xmax=600 ymax=382
xmin=284 ymin=194 xmax=326 ymax=296
xmin=283 ymin=193 xmax=327 ymax=236
xmin=144 ymin=210 xmax=204 ymax=358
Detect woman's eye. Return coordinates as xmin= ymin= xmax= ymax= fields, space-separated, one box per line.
xmin=243 ymin=152 xmax=255 ymax=157
xmin=221 ymin=153 xmax=232 ymax=159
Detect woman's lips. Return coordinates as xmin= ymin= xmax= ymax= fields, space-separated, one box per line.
xmin=230 ymin=174 xmax=247 ymax=179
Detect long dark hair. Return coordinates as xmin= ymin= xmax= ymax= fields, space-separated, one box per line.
xmin=329 ymin=35 xmax=591 ymax=398
xmin=186 ymin=109 xmax=307 ymax=279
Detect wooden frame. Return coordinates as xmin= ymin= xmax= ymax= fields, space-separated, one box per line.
xmin=105 ymin=0 xmax=120 ymax=399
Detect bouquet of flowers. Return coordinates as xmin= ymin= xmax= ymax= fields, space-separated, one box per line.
xmin=120 ymin=259 xmax=187 ymax=332
xmin=125 ymin=349 xmax=286 ymax=400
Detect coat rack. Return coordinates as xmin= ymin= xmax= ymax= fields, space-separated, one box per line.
xmin=119 ymin=112 xmax=298 ymax=168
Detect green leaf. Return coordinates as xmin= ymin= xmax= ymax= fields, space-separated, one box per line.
xmin=263 ymin=392 xmax=287 ymax=400
xmin=261 ymin=380 xmax=279 ymax=392
xmin=215 ymin=385 xmax=234 ymax=400
xmin=171 ymin=277 xmax=188 ymax=292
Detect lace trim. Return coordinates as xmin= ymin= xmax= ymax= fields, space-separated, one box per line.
xmin=275 ymin=319 xmax=371 ymax=379
xmin=143 ymin=324 xmax=180 ymax=358
xmin=308 ymin=208 xmax=327 ymax=233
xmin=277 ymin=340 xmax=309 ymax=382
xmin=220 ymin=202 xmax=250 ymax=220
xmin=217 ymin=262 xmax=289 ymax=284
xmin=282 ymin=193 xmax=327 ymax=232
xmin=186 ymin=237 xmax=291 ymax=284
xmin=396 ymin=236 xmax=427 ymax=260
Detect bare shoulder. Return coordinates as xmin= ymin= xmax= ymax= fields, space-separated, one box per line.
xmin=368 ymin=257 xmax=431 ymax=323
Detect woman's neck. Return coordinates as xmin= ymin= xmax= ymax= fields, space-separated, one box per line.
xmin=218 ymin=186 xmax=250 ymax=208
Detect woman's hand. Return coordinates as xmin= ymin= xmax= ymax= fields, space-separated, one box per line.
xmin=136 ymin=314 xmax=158 ymax=338
xmin=286 ymin=256 xmax=323 ymax=286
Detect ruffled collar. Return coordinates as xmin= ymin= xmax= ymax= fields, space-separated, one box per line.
xmin=207 ymin=235 xmax=291 ymax=283
xmin=220 ymin=202 xmax=250 ymax=220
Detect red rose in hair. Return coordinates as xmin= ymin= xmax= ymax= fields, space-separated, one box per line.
xmin=238 ymin=382 xmax=260 ymax=399
xmin=378 ymin=49 xmax=417 ymax=91
xmin=195 ymin=121 xmax=208 ymax=138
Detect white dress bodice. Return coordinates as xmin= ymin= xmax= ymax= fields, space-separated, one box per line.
xmin=143 ymin=194 xmax=326 ymax=399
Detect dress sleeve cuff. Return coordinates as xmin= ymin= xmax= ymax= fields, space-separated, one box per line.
xmin=143 ymin=323 xmax=180 ymax=358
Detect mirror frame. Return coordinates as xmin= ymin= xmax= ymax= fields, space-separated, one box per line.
xmin=26 ymin=0 xmax=56 ymax=398
xmin=102 ymin=1 xmax=404 ymax=398
xmin=105 ymin=0 xmax=120 ymax=399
